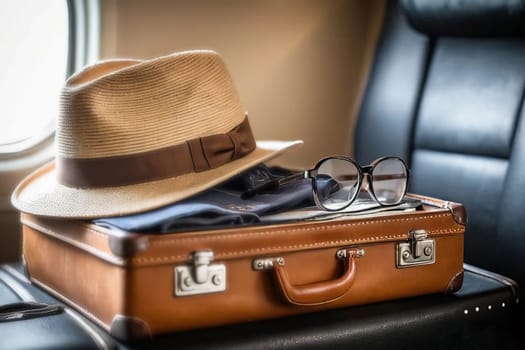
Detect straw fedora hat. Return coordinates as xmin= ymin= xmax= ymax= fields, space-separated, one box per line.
xmin=11 ymin=50 xmax=302 ymax=218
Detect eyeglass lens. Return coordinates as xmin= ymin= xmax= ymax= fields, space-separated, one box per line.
xmin=316 ymin=158 xmax=360 ymax=210
xmin=371 ymin=158 xmax=407 ymax=205
xmin=314 ymin=157 xmax=407 ymax=210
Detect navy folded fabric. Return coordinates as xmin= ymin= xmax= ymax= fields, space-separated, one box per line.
xmin=94 ymin=165 xmax=321 ymax=233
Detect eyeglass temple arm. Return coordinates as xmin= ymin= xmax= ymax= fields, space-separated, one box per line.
xmin=241 ymin=171 xmax=307 ymax=199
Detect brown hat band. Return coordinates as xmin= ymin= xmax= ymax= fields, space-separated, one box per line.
xmin=56 ymin=117 xmax=256 ymax=189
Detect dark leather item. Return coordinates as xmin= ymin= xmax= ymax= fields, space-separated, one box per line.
xmin=401 ymin=0 xmax=525 ymax=36
xmin=355 ymin=1 xmax=429 ymax=163
xmin=354 ymin=0 xmax=525 ymax=345
xmin=0 ymin=302 xmax=63 ymax=322
xmin=355 ymin=1 xmax=525 ymax=324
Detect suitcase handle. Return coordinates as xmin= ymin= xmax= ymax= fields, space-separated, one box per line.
xmin=271 ymin=249 xmax=362 ymax=306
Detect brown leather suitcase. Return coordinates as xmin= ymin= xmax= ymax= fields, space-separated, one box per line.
xmin=20 ymin=193 xmax=465 ymax=341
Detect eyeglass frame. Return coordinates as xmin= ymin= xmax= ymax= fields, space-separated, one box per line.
xmin=241 ymin=156 xmax=410 ymax=211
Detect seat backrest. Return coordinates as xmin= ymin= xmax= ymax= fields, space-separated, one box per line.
xmin=354 ymin=0 xmax=525 ymax=305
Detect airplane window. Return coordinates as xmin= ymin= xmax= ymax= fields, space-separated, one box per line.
xmin=0 ymin=0 xmax=67 ymax=154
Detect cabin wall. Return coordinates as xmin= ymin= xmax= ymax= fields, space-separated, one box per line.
xmin=99 ymin=0 xmax=385 ymax=168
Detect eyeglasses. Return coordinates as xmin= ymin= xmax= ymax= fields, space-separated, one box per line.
xmin=242 ymin=156 xmax=409 ymax=211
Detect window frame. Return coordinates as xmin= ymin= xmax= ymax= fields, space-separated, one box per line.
xmin=67 ymin=0 xmax=100 ymax=77
xmin=0 ymin=0 xmax=100 ymax=158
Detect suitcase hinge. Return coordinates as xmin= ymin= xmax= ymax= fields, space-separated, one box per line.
xmin=396 ymin=229 xmax=435 ymax=268
xmin=174 ymin=251 xmax=226 ymax=296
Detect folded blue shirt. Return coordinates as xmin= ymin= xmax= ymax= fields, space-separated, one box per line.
xmin=94 ymin=165 xmax=324 ymax=233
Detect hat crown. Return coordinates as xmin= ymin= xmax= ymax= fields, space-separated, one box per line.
xmin=57 ymin=50 xmax=245 ymax=159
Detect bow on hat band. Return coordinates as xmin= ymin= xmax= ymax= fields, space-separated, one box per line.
xmin=56 ymin=117 xmax=256 ymax=189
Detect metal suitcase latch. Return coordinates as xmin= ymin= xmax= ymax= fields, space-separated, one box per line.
xmin=396 ymin=229 xmax=435 ymax=268
xmin=174 ymin=251 xmax=226 ymax=296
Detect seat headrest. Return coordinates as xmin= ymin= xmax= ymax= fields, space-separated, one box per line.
xmin=401 ymin=0 xmax=525 ymax=37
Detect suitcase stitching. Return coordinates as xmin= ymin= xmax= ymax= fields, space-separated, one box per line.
xmin=147 ymin=213 xmax=460 ymax=244
xmin=132 ymin=227 xmax=464 ymax=263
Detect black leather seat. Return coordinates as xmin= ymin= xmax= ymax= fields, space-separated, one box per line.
xmin=355 ymin=0 xmax=525 ymax=317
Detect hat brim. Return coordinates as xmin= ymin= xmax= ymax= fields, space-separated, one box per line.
xmin=12 ymin=140 xmax=302 ymax=219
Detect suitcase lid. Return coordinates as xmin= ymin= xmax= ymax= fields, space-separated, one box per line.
xmin=20 ymin=194 xmax=465 ymax=267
